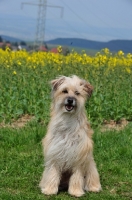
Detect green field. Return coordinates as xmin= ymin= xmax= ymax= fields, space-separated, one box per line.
xmin=0 ymin=121 xmax=132 ymax=200
xmin=0 ymin=49 xmax=132 ymax=124
xmin=0 ymin=49 xmax=132 ymax=199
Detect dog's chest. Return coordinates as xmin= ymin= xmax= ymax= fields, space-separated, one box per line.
xmin=47 ymin=128 xmax=87 ymax=169
xmin=46 ymin=117 xmax=89 ymax=169
xmin=52 ymin=121 xmax=82 ymax=152
xmin=52 ymin=130 xmax=81 ymax=151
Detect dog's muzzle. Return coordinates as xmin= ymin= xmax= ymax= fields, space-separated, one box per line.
xmin=65 ymin=97 xmax=76 ymax=112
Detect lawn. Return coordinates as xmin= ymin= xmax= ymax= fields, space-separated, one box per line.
xmin=0 ymin=121 xmax=132 ymax=200
xmin=0 ymin=48 xmax=132 ymax=199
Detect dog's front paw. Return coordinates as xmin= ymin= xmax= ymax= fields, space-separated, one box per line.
xmin=68 ymin=188 xmax=85 ymax=197
xmin=85 ymin=185 xmax=102 ymax=192
xmin=41 ymin=187 xmax=58 ymax=195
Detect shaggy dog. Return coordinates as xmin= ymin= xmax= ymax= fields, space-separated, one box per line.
xmin=39 ymin=75 xmax=101 ymax=197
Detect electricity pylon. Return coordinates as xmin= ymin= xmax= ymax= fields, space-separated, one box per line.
xmin=35 ymin=0 xmax=47 ymax=47
xmin=21 ymin=0 xmax=63 ymax=48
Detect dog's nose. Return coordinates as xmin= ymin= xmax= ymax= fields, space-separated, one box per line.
xmin=67 ymin=97 xmax=74 ymax=104
xmin=68 ymin=98 xmax=73 ymax=104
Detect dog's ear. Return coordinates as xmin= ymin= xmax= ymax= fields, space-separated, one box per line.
xmin=81 ymin=81 xmax=94 ymax=98
xmin=51 ymin=76 xmax=65 ymax=91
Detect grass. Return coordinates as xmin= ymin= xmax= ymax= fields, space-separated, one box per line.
xmin=0 ymin=121 xmax=132 ymax=200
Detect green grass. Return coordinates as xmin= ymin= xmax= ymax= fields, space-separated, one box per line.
xmin=0 ymin=121 xmax=132 ymax=200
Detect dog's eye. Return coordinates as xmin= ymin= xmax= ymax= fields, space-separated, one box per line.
xmin=75 ymin=91 xmax=80 ymax=95
xmin=62 ymin=89 xmax=68 ymax=94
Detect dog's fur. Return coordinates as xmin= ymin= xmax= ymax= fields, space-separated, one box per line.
xmin=39 ymin=75 xmax=101 ymax=197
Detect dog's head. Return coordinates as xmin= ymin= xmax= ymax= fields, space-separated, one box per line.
xmin=51 ymin=75 xmax=93 ymax=114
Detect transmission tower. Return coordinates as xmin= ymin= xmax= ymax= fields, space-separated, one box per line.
xmin=36 ymin=0 xmax=47 ymax=47
xmin=21 ymin=0 xmax=64 ymax=48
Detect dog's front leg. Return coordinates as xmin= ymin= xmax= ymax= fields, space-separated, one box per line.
xmin=85 ymin=158 xmax=102 ymax=192
xmin=68 ymin=168 xmax=85 ymax=197
xmin=39 ymin=164 xmax=60 ymax=195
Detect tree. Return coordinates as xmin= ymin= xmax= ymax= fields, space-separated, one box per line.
xmin=20 ymin=41 xmax=26 ymax=46
xmin=0 ymin=36 xmax=3 ymax=42
xmin=13 ymin=42 xmax=18 ymax=47
xmin=62 ymin=46 xmax=70 ymax=56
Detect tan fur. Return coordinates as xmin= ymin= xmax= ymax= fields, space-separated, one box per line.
xmin=39 ymin=75 xmax=101 ymax=197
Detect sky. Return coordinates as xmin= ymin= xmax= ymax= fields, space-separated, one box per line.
xmin=0 ymin=0 xmax=132 ymax=42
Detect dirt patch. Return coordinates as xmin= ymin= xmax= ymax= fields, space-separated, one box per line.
xmin=0 ymin=116 xmax=129 ymax=131
xmin=0 ymin=114 xmax=34 ymax=129
xmin=101 ymin=118 xmax=129 ymax=132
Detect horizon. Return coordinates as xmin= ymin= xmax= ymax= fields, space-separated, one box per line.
xmin=1 ymin=34 xmax=132 ymax=43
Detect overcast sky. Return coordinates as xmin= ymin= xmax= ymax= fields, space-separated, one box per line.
xmin=0 ymin=0 xmax=132 ymax=41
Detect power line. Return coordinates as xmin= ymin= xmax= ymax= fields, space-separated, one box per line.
xmin=79 ymin=0 xmax=126 ymax=39
xmin=46 ymin=8 xmax=87 ymax=40
xmin=60 ymin=0 xmax=105 ymax=39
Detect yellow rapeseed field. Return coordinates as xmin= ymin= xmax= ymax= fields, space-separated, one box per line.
xmin=0 ymin=47 xmax=132 ymax=73
xmin=0 ymin=47 xmax=132 ymax=123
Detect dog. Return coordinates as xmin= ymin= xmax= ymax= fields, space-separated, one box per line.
xmin=39 ymin=75 xmax=101 ymax=197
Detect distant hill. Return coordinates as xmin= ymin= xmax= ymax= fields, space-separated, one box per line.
xmin=1 ymin=35 xmax=21 ymax=43
xmin=1 ymin=35 xmax=132 ymax=53
xmin=47 ymin=38 xmax=132 ymax=53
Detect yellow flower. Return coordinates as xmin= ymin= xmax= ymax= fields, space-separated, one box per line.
xmin=126 ymin=68 xmax=131 ymax=74
xmin=102 ymin=48 xmax=110 ymax=55
xmin=5 ymin=47 xmax=11 ymax=52
xmin=13 ymin=71 xmax=17 ymax=75
xmin=57 ymin=46 xmax=62 ymax=53
xmin=18 ymin=61 xmax=21 ymax=65
xmin=117 ymin=50 xmax=124 ymax=57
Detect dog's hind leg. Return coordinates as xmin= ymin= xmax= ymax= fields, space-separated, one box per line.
xmin=39 ymin=164 xmax=60 ymax=195
xmin=84 ymin=158 xmax=102 ymax=192
xmin=68 ymin=168 xmax=85 ymax=197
